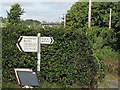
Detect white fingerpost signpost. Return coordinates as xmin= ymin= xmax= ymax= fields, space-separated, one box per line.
xmin=37 ymin=33 xmax=41 ymax=71
xmin=16 ymin=33 xmax=54 ymax=71
xmin=16 ymin=36 xmax=38 ymax=52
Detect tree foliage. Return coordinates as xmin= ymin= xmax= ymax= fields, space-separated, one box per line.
xmin=66 ymin=2 xmax=120 ymax=29
xmin=7 ymin=3 xmax=24 ymax=24
xmin=25 ymin=19 xmax=41 ymax=26
xmin=3 ymin=23 xmax=117 ymax=87
xmin=66 ymin=2 xmax=88 ymax=29
xmin=0 ymin=17 xmax=7 ymax=23
xmin=66 ymin=1 xmax=120 ymax=49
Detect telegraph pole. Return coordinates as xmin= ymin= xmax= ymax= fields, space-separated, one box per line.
xmin=88 ymin=0 xmax=92 ymax=28
xmin=109 ymin=8 xmax=112 ymax=29
xmin=64 ymin=14 xmax=66 ymax=28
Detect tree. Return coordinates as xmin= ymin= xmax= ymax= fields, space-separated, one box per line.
xmin=25 ymin=19 xmax=41 ymax=26
xmin=66 ymin=2 xmax=120 ymax=50
xmin=66 ymin=2 xmax=88 ymax=29
xmin=66 ymin=2 xmax=120 ymax=29
xmin=7 ymin=3 xmax=24 ymax=24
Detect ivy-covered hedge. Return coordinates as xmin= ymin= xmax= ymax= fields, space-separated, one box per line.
xmin=2 ymin=23 xmax=116 ymax=87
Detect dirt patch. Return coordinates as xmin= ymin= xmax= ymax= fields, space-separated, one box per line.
xmin=105 ymin=59 xmax=119 ymax=75
xmin=98 ymin=73 xmax=119 ymax=88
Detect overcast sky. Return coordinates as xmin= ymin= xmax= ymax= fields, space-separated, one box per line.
xmin=0 ymin=0 xmax=78 ymax=22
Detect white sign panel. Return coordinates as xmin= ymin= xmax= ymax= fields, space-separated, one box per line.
xmin=17 ymin=36 xmax=38 ymax=52
xmin=16 ymin=33 xmax=54 ymax=71
xmin=41 ymin=37 xmax=54 ymax=44
xmin=16 ymin=36 xmax=54 ymax=52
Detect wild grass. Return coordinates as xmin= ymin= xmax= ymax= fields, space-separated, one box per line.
xmin=2 ymin=82 xmax=19 ymax=88
xmin=101 ymin=46 xmax=119 ymax=61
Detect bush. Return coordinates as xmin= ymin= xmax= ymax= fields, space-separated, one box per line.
xmin=3 ymin=24 xmax=117 ymax=88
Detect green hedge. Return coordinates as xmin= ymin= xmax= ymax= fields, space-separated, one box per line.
xmin=3 ymin=23 xmax=117 ymax=87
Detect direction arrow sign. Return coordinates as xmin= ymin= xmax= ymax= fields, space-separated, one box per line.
xmin=16 ymin=36 xmax=38 ymax=52
xmin=16 ymin=33 xmax=54 ymax=71
xmin=41 ymin=37 xmax=54 ymax=44
xmin=16 ymin=36 xmax=54 ymax=52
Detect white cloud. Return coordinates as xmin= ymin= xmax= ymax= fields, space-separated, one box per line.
xmin=1 ymin=0 xmax=119 ymax=3
xmin=1 ymin=1 xmax=75 ymax=22
xmin=20 ymin=2 xmax=72 ymax=22
xmin=1 ymin=0 xmax=78 ymax=3
xmin=21 ymin=13 xmax=61 ymax=22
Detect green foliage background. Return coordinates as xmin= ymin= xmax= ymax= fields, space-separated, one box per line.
xmin=2 ymin=23 xmax=117 ymax=87
xmin=66 ymin=2 xmax=120 ymax=50
xmin=0 ymin=25 xmax=2 ymax=89
xmin=66 ymin=2 xmax=120 ymax=29
xmin=25 ymin=19 xmax=41 ymax=26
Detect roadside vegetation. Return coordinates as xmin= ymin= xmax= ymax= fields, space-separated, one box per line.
xmin=2 ymin=1 xmax=120 ymax=89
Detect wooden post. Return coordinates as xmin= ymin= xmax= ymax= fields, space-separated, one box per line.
xmin=88 ymin=0 xmax=92 ymax=28
xmin=64 ymin=14 xmax=66 ymax=28
xmin=37 ymin=33 xmax=41 ymax=71
xmin=109 ymin=8 xmax=112 ymax=29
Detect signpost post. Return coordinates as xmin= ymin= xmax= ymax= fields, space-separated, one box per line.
xmin=37 ymin=33 xmax=41 ymax=71
xmin=16 ymin=33 xmax=54 ymax=71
